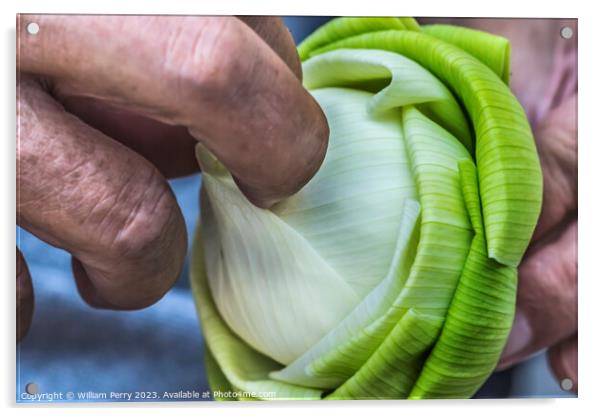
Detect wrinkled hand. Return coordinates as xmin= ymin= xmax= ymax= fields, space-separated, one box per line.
xmin=16 ymin=16 xmax=329 ymax=341
xmin=457 ymin=19 xmax=578 ymax=391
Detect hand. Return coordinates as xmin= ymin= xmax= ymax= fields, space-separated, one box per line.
xmin=454 ymin=19 xmax=578 ymax=392
xmin=16 ymin=16 xmax=329 ymax=341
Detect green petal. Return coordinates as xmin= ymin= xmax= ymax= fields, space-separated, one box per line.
xmin=273 ymin=88 xmax=417 ymax=301
xmin=422 ymin=24 xmax=511 ymax=84
xmin=311 ymin=107 xmax=475 ymax=399
xmin=200 ymin=169 xmax=361 ymax=365
xmin=298 ymin=17 xmax=410 ymax=61
xmin=410 ymin=161 xmax=516 ymax=399
xmin=204 ymin=345 xmax=236 ymax=401
xmin=190 ymin=217 xmax=324 ymax=400
xmin=271 ymin=198 xmax=420 ymax=389
xmin=328 ymin=309 xmax=443 ymax=399
xmin=309 ymin=30 xmax=542 ymax=266
xmin=397 ymin=17 xmax=421 ymax=32
xmin=302 ymin=48 xmax=472 ymax=151
xmin=409 ymin=235 xmax=516 ymax=398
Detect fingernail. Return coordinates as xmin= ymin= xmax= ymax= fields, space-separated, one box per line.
xmin=497 ymin=310 xmax=532 ymax=370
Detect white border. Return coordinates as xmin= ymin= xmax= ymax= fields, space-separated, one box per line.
xmin=3 ymin=0 xmax=600 ymax=415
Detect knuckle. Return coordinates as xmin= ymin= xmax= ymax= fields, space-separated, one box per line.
xmin=106 ymin=173 xmax=179 ymax=261
xmin=163 ymin=17 xmax=246 ymax=101
xmin=92 ymin=168 xmax=186 ymax=297
xmin=79 ymin=163 xmax=179 ymax=261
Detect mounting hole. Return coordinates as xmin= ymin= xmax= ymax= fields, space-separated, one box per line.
xmin=560 ymin=26 xmax=573 ymax=39
xmin=26 ymin=22 xmax=40 ymax=35
xmin=25 ymin=383 xmax=38 ymax=394
xmin=560 ymin=377 xmax=574 ymax=391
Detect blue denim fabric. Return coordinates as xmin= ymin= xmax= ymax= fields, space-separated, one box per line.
xmin=16 ymin=17 xmax=573 ymax=403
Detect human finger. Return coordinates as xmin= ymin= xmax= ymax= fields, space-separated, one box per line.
xmin=17 ymin=76 xmax=187 ymax=309
xmin=530 ymin=94 xmax=577 ymax=243
xmin=18 ymin=15 xmax=328 ymax=208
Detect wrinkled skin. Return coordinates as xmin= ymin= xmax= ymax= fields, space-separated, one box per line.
xmin=17 ymin=16 xmax=577 ymax=394
xmin=422 ymin=18 xmax=578 ymax=392
xmin=16 ymin=16 xmax=328 ymax=338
